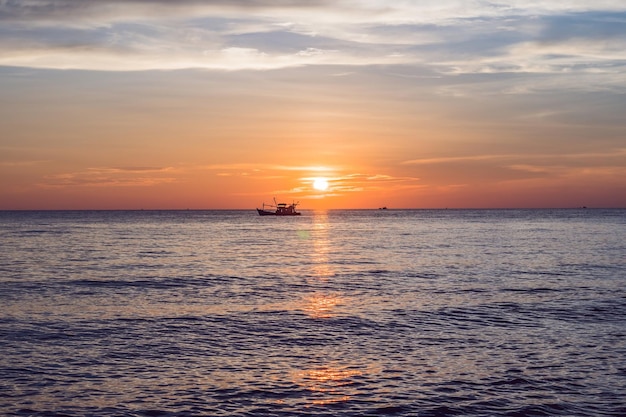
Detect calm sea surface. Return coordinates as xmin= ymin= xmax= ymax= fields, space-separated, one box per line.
xmin=1 ymin=209 xmax=625 ymax=416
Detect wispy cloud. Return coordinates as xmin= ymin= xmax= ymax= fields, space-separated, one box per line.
xmin=202 ymin=163 xmax=336 ymax=174
xmin=198 ymin=162 xmax=421 ymax=198
xmin=0 ymin=159 xmax=47 ymax=167
xmin=292 ymin=172 xmax=423 ymax=199
xmin=39 ymin=166 xmax=176 ymax=188
xmin=401 ymin=149 xmax=626 ymax=186
xmin=402 ymin=149 xmax=626 ymax=166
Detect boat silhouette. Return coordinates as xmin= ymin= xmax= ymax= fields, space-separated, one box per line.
xmin=257 ymin=198 xmax=301 ymax=216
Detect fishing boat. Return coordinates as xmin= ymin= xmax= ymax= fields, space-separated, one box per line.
xmin=257 ymin=198 xmax=301 ymax=216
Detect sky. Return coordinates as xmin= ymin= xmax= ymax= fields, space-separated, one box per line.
xmin=1 ymin=0 xmax=625 ymax=209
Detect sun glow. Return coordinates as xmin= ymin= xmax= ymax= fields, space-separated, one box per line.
xmin=313 ymin=178 xmax=329 ymax=191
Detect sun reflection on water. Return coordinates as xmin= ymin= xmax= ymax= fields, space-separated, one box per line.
xmin=300 ymin=211 xmax=344 ymax=318
xmin=310 ymin=210 xmax=333 ymax=281
xmin=301 ymin=292 xmax=343 ymax=318
xmin=292 ymin=365 xmax=363 ymax=405
xmin=290 ymin=211 xmax=369 ymax=406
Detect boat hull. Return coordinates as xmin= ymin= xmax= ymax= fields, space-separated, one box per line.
xmin=257 ymin=208 xmax=301 ymax=216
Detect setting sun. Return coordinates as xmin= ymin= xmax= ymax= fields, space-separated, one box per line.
xmin=313 ymin=178 xmax=329 ymax=191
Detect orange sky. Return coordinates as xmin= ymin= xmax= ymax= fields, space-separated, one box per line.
xmin=1 ymin=1 xmax=625 ymax=209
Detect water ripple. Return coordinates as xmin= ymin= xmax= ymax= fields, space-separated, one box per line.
xmin=1 ymin=209 xmax=624 ymax=416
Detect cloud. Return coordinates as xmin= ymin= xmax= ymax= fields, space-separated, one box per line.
xmin=0 ymin=1 xmax=336 ymax=24
xmin=199 ymin=163 xmax=422 ymax=198
xmin=39 ymin=166 xmax=176 ymax=188
xmin=295 ymin=172 xmax=422 ymax=197
xmin=401 ymin=149 xmax=626 ymax=186
xmin=1 ymin=1 xmax=625 ymax=74
xmin=402 ymin=154 xmax=508 ymax=165
xmin=0 ymin=159 xmax=46 ymax=167
xmin=402 ymin=149 xmax=626 ymax=166
xmin=202 ymin=163 xmax=336 ymax=172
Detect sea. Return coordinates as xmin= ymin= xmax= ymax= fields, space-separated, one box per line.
xmin=0 ymin=209 xmax=625 ymax=417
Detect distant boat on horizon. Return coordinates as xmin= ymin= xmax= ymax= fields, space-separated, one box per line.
xmin=257 ymin=198 xmax=301 ymax=216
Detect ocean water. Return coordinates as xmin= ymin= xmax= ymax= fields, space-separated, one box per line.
xmin=0 ymin=209 xmax=625 ymax=417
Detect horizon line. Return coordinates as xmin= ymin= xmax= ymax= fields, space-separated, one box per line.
xmin=0 ymin=207 xmax=620 ymax=212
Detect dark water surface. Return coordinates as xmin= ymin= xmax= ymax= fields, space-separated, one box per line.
xmin=1 ymin=209 xmax=625 ymax=416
